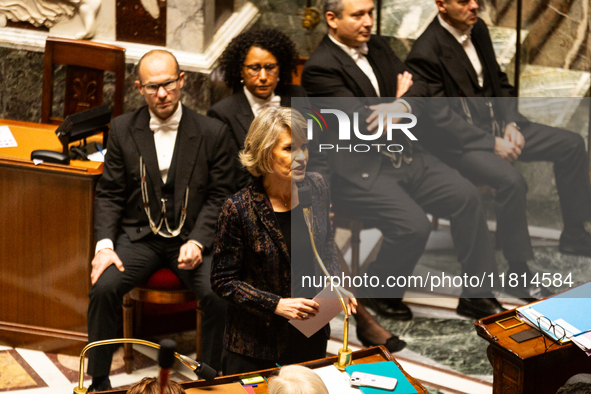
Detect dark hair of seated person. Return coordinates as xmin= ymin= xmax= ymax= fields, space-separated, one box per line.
xmin=218 ymin=28 xmax=299 ymax=92
xmin=126 ymin=377 xmax=186 ymax=394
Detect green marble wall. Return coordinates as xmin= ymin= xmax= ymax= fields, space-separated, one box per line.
xmin=0 ymin=47 xmax=213 ymax=123
xmin=0 ymin=48 xmax=44 ymax=122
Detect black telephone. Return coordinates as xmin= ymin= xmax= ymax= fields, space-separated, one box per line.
xmin=70 ymin=146 xmax=89 ymax=161
xmin=31 ymin=149 xmax=70 ymax=165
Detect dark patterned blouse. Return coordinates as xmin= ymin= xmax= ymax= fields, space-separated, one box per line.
xmin=211 ymin=173 xmax=339 ymax=360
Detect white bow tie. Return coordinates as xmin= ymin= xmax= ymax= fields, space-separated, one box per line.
xmin=149 ymin=116 xmax=180 ymax=133
xmin=351 ymin=43 xmax=369 ymax=62
xmin=252 ymin=95 xmax=281 ymax=115
xmin=459 ymin=27 xmax=473 ymax=45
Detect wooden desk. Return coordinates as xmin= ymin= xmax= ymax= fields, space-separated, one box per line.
xmin=476 ymin=309 xmax=591 ymax=394
xmin=0 ymin=119 xmax=102 ymax=355
xmin=106 ymin=346 xmax=428 ymax=393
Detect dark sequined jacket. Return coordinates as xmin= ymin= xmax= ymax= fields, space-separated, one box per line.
xmin=211 ymin=173 xmax=339 ymax=360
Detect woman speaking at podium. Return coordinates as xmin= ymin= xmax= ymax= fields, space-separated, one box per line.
xmin=211 ymin=108 xmax=404 ymax=375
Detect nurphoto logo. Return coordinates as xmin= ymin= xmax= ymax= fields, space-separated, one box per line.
xmin=303 ymin=107 xmax=417 ymax=153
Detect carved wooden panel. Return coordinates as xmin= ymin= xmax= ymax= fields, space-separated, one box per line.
xmin=489 ymin=346 xmax=523 ymax=394
xmin=116 ymin=0 xmax=166 ymax=46
xmin=0 ymin=146 xmax=99 ymax=355
xmin=64 ymin=66 xmax=104 ymax=117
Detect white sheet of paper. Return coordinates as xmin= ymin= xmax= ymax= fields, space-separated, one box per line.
xmin=87 ymin=150 xmax=105 ymax=162
xmin=288 ymin=286 xmax=350 ymax=338
xmin=572 ymin=331 xmax=591 ymax=355
xmin=0 ymin=126 xmax=17 ymax=148
xmin=314 ymin=365 xmax=361 ymax=394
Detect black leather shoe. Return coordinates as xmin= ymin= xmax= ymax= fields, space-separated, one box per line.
xmin=357 ymin=331 xmax=407 ymax=353
xmin=456 ymin=298 xmax=506 ymax=320
xmin=559 ymin=231 xmax=591 ymax=258
xmin=88 ymin=378 xmax=112 ymax=392
xmin=359 ymin=298 xmax=413 ymax=320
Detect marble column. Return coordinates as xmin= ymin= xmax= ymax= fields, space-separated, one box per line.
xmin=167 ymin=0 xmax=204 ymax=52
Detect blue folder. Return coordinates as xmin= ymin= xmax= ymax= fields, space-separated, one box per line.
xmin=517 ymin=282 xmax=591 ymax=340
xmin=345 ymin=361 xmax=418 ymax=394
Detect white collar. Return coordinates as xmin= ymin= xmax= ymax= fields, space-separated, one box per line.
xmin=148 ymin=102 xmax=183 ymax=132
xmin=328 ymin=33 xmax=369 ymax=61
xmin=437 ymin=14 xmax=473 ymax=44
xmin=243 ymin=86 xmax=279 ymax=109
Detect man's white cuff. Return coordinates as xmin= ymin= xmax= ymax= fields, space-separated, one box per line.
xmin=95 ymin=239 xmax=114 ymax=255
xmin=395 ymin=99 xmax=412 ymax=114
xmin=188 ymin=240 xmax=203 ymax=251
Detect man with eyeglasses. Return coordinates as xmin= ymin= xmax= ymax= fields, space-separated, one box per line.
xmin=87 ymin=49 xmax=234 ymax=391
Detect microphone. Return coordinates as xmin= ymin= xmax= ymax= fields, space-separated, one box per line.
xmin=174 ymin=352 xmax=217 ymax=381
xmin=297 ymin=186 xmax=353 ymax=370
xmin=73 ymin=338 xmax=217 ymax=394
xmin=195 ymin=360 xmax=217 ymax=381
xmin=299 ymin=186 xmax=314 ymax=229
xmin=158 ymin=339 xmax=176 ymax=394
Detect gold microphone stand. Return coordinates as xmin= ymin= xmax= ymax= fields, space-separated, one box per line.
xmin=302 ymin=206 xmax=353 ymax=370
xmin=73 ymin=338 xmax=203 ymax=394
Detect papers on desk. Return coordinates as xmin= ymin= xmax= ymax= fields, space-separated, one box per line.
xmin=516 ymin=282 xmax=591 ymax=355
xmin=87 ymin=149 xmax=106 ymax=162
xmin=0 ymin=126 xmax=17 ymax=148
xmin=289 ymin=286 xmax=352 ymax=337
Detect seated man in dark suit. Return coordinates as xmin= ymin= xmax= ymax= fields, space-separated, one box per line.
xmin=87 ymin=50 xmax=234 ymax=390
xmin=405 ymin=0 xmax=591 ymax=300
xmin=302 ymin=0 xmax=505 ymax=323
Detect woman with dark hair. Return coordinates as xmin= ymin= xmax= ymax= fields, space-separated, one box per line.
xmin=207 ymin=28 xmax=312 ymax=189
xmin=217 ymin=28 xmax=299 ymax=94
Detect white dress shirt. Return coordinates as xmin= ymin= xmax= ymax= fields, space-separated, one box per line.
xmin=438 ymin=14 xmax=484 ymax=87
xmin=327 ymin=33 xmax=412 ymax=114
xmin=328 ymin=33 xmax=381 ymax=97
xmin=149 ymin=103 xmax=182 ymax=184
xmin=243 ymin=86 xmax=282 ymax=116
xmin=95 ymin=103 xmax=202 ymax=254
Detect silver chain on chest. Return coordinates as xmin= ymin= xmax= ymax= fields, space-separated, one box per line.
xmin=140 ymin=156 xmax=189 ymax=238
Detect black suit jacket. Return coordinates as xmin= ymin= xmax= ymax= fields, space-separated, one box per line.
xmin=301 ymin=34 xmax=429 ymax=190
xmin=207 ymin=85 xmax=330 ymax=187
xmin=208 ymin=85 xmax=306 ymax=151
xmin=406 ymin=17 xmax=529 ymax=155
xmin=94 ymin=104 xmax=235 ymax=251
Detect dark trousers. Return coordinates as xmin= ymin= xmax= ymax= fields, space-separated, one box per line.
xmin=448 ymin=123 xmax=591 ymax=263
xmin=87 ymin=232 xmax=226 ymax=377
xmin=222 ymin=324 xmax=328 ymax=375
xmin=332 ymin=153 xmax=497 ymax=298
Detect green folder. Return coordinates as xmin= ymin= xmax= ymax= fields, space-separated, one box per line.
xmin=345 ymin=361 xmax=418 ymax=393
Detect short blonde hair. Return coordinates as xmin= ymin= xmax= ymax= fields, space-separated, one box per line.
xmin=268 ymin=365 xmax=329 ymax=394
xmin=126 ymin=377 xmax=186 ymax=394
xmin=239 ymin=107 xmax=308 ymax=177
